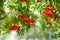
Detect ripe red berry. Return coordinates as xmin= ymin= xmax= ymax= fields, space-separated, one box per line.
xmin=10 ymin=24 xmax=20 ymax=30
xmin=20 ymin=0 xmax=27 ymax=2
xmin=37 ymin=0 xmax=40 ymax=2
xmin=24 ymin=17 xmax=30 ymax=23
xmin=58 ymin=20 xmax=60 ymax=24
xmin=47 ymin=21 xmax=52 ymax=25
xmin=43 ymin=10 xmax=55 ymax=18
xmin=0 ymin=7 xmax=3 ymax=11
xmin=44 ymin=6 xmax=54 ymax=11
xmin=30 ymin=19 xmax=35 ymax=24
xmin=17 ymin=13 xmax=24 ymax=19
xmin=24 ymin=17 xmax=35 ymax=24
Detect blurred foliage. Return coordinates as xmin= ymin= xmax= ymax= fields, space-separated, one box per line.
xmin=0 ymin=0 xmax=60 ymax=39
xmin=56 ymin=0 xmax=60 ymax=11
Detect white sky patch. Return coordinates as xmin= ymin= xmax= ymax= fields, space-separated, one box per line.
xmin=5 ymin=30 xmax=17 ymax=40
xmin=30 ymin=4 xmax=35 ymax=7
xmin=4 ymin=8 xmax=10 ymax=13
xmin=34 ymin=10 xmax=40 ymax=16
xmin=9 ymin=30 xmax=17 ymax=40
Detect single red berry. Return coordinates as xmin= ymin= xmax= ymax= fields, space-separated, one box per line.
xmin=20 ymin=0 xmax=27 ymax=2
xmin=0 ymin=7 xmax=3 ymax=11
xmin=17 ymin=13 xmax=24 ymax=19
xmin=24 ymin=17 xmax=35 ymax=24
xmin=24 ymin=17 xmax=30 ymax=23
xmin=44 ymin=6 xmax=54 ymax=11
xmin=30 ymin=19 xmax=35 ymax=24
xmin=58 ymin=20 xmax=60 ymax=24
xmin=10 ymin=24 xmax=20 ymax=30
xmin=37 ymin=0 xmax=40 ymax=2
xmin=43 ymin=10 xmax=55 ymax=18
xmin=47 ymin=21 xmax=52 ymax=25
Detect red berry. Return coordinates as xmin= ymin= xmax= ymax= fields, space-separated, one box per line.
xmin=37 ymin=0 xmax=40 ymax=2
xmin=17 ymin=13 xmax=24 ymax=19
xmin=20 ymin=0 xmax=27 ymax=2
xmin=0 ymin=7 xmax=3 ymax=11
xmin=47 ymin=21 xmax=52 ymax=25
xmin=24 ymin=17 xmax=30 ymax=23
xmin=10 ymin=24 xmax=20 ymax=30
xmin=58 ymin=20 xmax=60 ymax=24
xmin=44 ymin=6 xmax=54 ymax=11
xmin=43 ymin=10 xmax=55 ymax=18
xmin=30 ymin=19 xmax=35 ymax=24
xmin=24 ymin=17 xmax=35 ymax=24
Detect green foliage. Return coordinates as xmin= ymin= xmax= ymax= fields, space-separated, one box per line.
xmin=0 ymin=0 xmax=60 ymax=38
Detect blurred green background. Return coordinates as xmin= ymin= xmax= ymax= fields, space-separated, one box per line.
xmin=56 ymin=0 xmax=60 ymax=12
